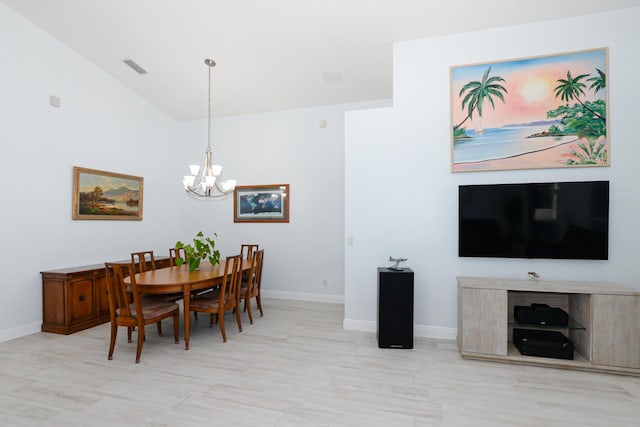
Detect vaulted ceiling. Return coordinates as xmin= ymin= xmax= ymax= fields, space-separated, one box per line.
xmin=3 ymin=0 xmax=639 ymax=120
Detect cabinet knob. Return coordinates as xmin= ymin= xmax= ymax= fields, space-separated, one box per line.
xmin=79 ymin=295 xmax=86 ymax=302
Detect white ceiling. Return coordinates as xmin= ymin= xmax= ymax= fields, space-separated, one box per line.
xmin=3 ymin=0 xmax=640 ymax=121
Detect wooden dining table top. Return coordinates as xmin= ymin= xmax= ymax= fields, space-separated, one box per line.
xmin=129 ymin=260 xmax=250 ymax=291
xmin=124 ymin=258 xmax=252 ymax=350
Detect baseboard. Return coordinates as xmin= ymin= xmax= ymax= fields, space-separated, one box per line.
xmin=0 ymin=293 xmax=344 ymax=343
xmin=0 ymin=321 xmax=41 ymax=344
xmin=414 ymin=324 xmax=457 ymax=340
xmin=262 ymin=290 xmax=344 ymax=304
xmin=342 ymin=318 xmax=376 ymax=332
xmin=2 ymin=302 xmax=456 ymax=343
xmin=343 ymin=318 xmax=457 ymax=341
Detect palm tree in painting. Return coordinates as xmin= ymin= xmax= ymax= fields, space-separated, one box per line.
xmin=587 ymin=68 xmax=606 ymax=94
xmin=553 ymin=70 xmax=605 ymax=123
xmin=454 ymin=66 xmax=507 ymax=132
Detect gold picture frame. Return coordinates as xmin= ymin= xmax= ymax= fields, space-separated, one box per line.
xmin=72 ymin=166 xmax=143 ymax=220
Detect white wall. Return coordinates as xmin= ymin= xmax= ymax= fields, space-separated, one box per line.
xmin=0 ymin=4 xmax=191 ymax=340
xmin=345 ymin=8 xmax=640 ymax=338
xmin=178 ymin=100 xmax=390 ymax=303
xmin=0 ymin=3 xmax=391 ymax=341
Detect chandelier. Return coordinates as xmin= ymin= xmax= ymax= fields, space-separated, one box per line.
xmin=182 ymin=59 xmax=236 ymax=198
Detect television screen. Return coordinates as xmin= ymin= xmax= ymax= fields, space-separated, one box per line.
xmin=459 ymin=181 xmax=609 ymax=260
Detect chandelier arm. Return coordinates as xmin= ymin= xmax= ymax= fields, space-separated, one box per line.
xmin=185 ymin=185 xmax=229 ymax=199
xmin=213 ymin=180 xmax=234 ymax=195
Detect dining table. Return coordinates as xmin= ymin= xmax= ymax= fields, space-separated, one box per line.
xmin=124 ymin=259 xmax=251 ymax=350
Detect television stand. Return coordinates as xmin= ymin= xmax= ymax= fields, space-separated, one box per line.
xmin=457 ymin=276 xmax=640 ymax=376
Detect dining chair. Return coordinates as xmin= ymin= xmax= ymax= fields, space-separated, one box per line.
xmin=132 ymin=250 xmax=183 ymax=303
xmin=169 ymin=247 xmax=187 ymax=266
xmin=131 ymin=250 xmax=156 ymax=272
xmin=240 ymin=244 xmax=259 ymax=281
xmin=104 ymin=262 xmax=179 ymax=363
xmin=240 ymin=249 xmax=264 ymax=324
xmin=189 ymin=254 xmax=243 ymax=342
xmin=240 ymin=244 xmax=259 ymax=260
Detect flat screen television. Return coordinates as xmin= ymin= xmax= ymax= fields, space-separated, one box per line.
xmin=458 ymin=181 xmax=609 ymax=260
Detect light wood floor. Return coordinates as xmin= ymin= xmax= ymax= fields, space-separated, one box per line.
xmin=1 ymin=299 xmax=639 ymax=426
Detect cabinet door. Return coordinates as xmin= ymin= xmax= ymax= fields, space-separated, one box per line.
xmin=95 ymin=273 xmax=110 ymax=317
xmin=459 ymin=287 xmax=507 ymax=355
xmin=69 ymin=278 xmax=95 ymax=323
xmin=592 ymin=294 xmax=640 ymax=368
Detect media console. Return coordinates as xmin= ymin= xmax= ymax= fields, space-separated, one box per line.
xmin=457 ymin=276 xmax=640 ymax=376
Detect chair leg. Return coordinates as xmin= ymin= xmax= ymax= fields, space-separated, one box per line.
xmin=256 ymin=294 xmax=264 ymax=317
xmin=209 ymin=313 xmax=215 ymax=327
xmin=246 ymin=298 xmax=254 ymax=325
xmin=156 ymin=320 xmax=163 ymax=336
xmin=127 ymin=326 xmax=133 ymax=343
xmin=135 ymin=324 xmax=145 ymax=363
xmin=235 ymin=305 xmax=243 ymax=332
xmin=108 ymin=322 xmax=118 ymax=360
xmin=218 ymin=311 xmax=227 ymax=342
xmin=173 ymin=312 xmax=179 ymax=344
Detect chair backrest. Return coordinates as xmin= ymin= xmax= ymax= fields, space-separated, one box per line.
xmin=254 ymin=249 xmax=264 ymax=291
xmin=131 ymin=251 xmax=156 ymax=272
xmin=169 ymin=247 xmax=187 ymax=266
xmin=104 ymin=262 xmax=140 ymax=320
xmin=246 ymin=249 xmax=264 ymax=296
xmin=240 ymin=244 xmax=259 ymax=260
xmin=221 ymin=254 xmax=243 ymax=305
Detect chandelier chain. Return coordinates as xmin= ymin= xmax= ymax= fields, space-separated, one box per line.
xmin=207 ymin=62 xmax=212 ymax=150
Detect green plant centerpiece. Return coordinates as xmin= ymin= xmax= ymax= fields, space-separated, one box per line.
xmin=175 ymin=231 xmax=221 ymax=272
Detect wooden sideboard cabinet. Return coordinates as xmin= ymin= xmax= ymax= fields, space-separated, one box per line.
xmin=458 ymin=276 xmax=640 ymax=376
xmin=41 ymin=257 xmax=170 ymax=334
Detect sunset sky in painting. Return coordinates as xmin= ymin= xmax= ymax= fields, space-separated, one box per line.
xmin=451 ymin=49 xmax=607 ymax=129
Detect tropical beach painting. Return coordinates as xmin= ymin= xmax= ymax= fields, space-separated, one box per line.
xmin=451 ymin=48 xmax=609 ymax=172
xmin=72 ymin=166 xmax=143 ymax=220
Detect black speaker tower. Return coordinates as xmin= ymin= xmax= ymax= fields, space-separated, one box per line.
xmin=377 ymin=267 xmax=414 ymax=349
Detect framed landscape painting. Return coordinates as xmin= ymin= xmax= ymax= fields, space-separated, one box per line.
xmin=72 ymin=166 xmax=143 ymax=220
xmin=234 ymin=184 xmax=289 ymax=223
xmin=450 ymin=48 xmax=609 ymax=172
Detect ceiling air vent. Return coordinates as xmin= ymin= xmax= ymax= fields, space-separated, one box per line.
xmin=123 ymin=59 xmax=147 ymax=75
